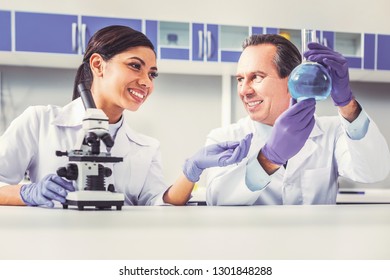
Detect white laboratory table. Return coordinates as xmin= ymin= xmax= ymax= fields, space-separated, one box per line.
xmin=1 ymin=204 xmax=390 ymax=260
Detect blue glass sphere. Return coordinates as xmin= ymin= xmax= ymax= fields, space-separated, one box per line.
xmin=288 ymin=62 xmax=332 ymax=101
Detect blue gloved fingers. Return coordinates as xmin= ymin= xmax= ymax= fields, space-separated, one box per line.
xmin=221 ymin=133 xmax=252 ymax=166
xmin=20 ymin=183 xmax=55 ymax=208
xmin=292 ymin=105 xmax=315 ymax=130
xmin=215 ymin=141 xmax=240 ymax=151
xmin=322 ymin=58 xmax=349 ymax=78
xmin=285 ymin=105 xmax=315 ymax=132
xmin=217 ymin=149 xmax=236 ymax=166
xmin=41 ymin=180 xmax=69 ymax=204
xmin=41 ymin=199 xmax=55 ymax=208
xmin=307 ymin=42 xmax=330 ymax=51
xmin=235 ymin=134 xmax=252 ymax=161
xmin=289 ymin=97 xmax=298 ymax=107
xmin=284 ymin=98 xmax=315 ymax=118
xmin=50 ymin=175 xmax=76 ymax=192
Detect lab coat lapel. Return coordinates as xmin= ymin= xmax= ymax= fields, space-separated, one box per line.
xmin=109 ymin=123 xmax=153 ymax=194
xmin=285 ymin=122 xmax=323 ymax=175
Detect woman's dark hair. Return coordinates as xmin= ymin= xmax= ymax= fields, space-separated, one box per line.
xmin=72 ymin=25 xmax=155 ymax=100
xmin=242 ymin=34 xmax=301 ymax=78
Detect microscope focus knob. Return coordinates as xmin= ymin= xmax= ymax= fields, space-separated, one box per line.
xmin=104 ymin=167 xmax=112 ymax=177
xmin=57 ymin=163 xmax=78 ymax=180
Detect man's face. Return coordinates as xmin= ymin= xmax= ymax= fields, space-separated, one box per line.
xmin=236 ymin=44 xmax=290 ymax=126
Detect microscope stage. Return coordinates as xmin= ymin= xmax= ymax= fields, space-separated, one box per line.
xmin=62 ymin=191 xmax=125 ymax=210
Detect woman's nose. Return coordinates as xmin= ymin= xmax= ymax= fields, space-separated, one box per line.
xmin=137 ymin=72 xmax=152 ymax=88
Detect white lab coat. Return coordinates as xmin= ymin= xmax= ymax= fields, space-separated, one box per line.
xmin=0 ymin=98 xmax=168 ymax=205
xmin=205 ymin=114 xmax=390 ymax=205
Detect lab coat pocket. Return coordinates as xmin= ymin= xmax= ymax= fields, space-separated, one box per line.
xmin=301 ymin=167 xmax=336 ymax=204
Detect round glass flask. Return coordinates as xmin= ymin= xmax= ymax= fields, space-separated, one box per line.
xmin=287 ymin=29 xmax=332 ymax=101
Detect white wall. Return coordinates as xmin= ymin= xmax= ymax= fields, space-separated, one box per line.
xmin=0 ymin=66 xmax=221 ymax=185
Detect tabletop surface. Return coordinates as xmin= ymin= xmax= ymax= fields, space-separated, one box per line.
xmin=1 ymin=204 xmax=390 ymax=260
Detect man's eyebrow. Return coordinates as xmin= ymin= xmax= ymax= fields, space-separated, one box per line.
xmin=235 ymin=70 xmax=266 ymax=78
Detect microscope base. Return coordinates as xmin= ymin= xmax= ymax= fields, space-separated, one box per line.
xmin=62 ymin=191 xmax=125 ymax=210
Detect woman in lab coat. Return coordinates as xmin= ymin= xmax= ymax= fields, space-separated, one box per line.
xmin=205 ymin=34 xmax=390 ymax=205
xmin=0 ymin=25 xmax=251 ymax=207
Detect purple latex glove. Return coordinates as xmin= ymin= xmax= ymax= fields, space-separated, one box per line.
xmin=262 ymin=99 xmax=315 ymax=166
xmin=20 ymin=174 xmax=75 ymax=208
xmin=304 ymin=42 xmax=353 ymax=107
xmin=183 ymin=133 xmax=253 ymax=182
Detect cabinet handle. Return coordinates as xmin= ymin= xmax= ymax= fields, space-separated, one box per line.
xmin=80 ymin=23 xmax=87 ymax=54
xmin=207 ymin=30 xmax=212 ymax=59
xmin=198 ymin=30 xmax=204 ymax=58
xmin=71 ymin=23 xmax=78 ymax=52
xmin=198 ymin=30 xmax=203 ymax=59
xmin=322 ymin=38 xmax=328 ymax=47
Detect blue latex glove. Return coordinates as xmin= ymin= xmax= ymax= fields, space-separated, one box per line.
xmin=262 ymin=99 xmax=315 ymax=166
xmin=304 ymin=42 xmax=353 ymax=107
xmin=20 ymin=174 xmax=75 ymax=208
xmin=183 ymin=133 xmax=253 ymax=182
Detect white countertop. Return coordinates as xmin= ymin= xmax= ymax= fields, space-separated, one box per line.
xmin=1 ymin=204 xmax=390 ymax=260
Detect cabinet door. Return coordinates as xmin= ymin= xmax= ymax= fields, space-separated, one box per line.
xmin=322 ymin=31 xmax=362 ymax=69
xmin=81 ymin=16 xmax=142 ymax=54
xmin=192 ymin=23 xmax=218 ymax=62
xmin=146 ymin=20 xmax=190 ymax=60
xmin=0 ymin=10 xmax=11 ymax=51
xmin=363 ymin=33 xmax=375 ymax=70
xmin=377 ymin=34 xmax=390 ymax=70
xmin=192 ymin=23 xmax=204 ymax=61
xmin=265 ymin=27 xmax=302 ymax=52
xmin=15 ymin=12 xmax=78 ymax=54
xmin=219 ymin=25 xmax=248 ymax=62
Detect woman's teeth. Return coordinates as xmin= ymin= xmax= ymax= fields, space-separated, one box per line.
xmin=129 ymin=89 xmax=145 ymax=99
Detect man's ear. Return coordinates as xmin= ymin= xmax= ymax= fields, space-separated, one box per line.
xmin=89 ymin=53 xmax=104 ymax=77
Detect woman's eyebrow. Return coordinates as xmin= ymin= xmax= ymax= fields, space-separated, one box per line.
xmin=128 ymin=56 xmax=158 ymax=71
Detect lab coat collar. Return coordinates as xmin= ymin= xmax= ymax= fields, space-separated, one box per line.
xmin=52 ymin=97 xmax=153 ymax=149
xmin=121 ymin=119 xmax=154 ymax=147
xmin=52 ymin=98 xmax=84 ymax=127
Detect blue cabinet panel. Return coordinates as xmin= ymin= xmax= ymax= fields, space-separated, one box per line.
xmin=345 ymin=57 xmax=362 ymax=69
xmin=364 ymin=34 xmax=375 ymax=70
xmin=82 ymin=16 xmax=142 ymax=47
xmin=206 ymin=24 xmax=218 ymax=62
xmin=15 ymin=12 xmax=78 ymax=54
xmin=322 ymin=31 xmax=334 ymax=49
xmin=192 ymin=23 xmax=203 ymax=61
xmin=265 ymin=28 xmax=278 ymax=34
xmin=192 ymin=23 xmax=218 ymax=62
xmin=160 ymin=48 xmax=189 ymax=60
xmin=221 ymin=51 xmax=240 ymax=62
xmin=377 ymin=34 xmax=390 ymax=70
xmin=145 ymin=20 xmax=158 ymax=56
xmin=0 ymin=10 xmax=11 ymax=51
xmin=251 ymin=27 xmax=263 ymax=35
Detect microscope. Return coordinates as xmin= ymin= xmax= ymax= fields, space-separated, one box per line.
xmin=56 ymin=83 xmax=125 ymax=210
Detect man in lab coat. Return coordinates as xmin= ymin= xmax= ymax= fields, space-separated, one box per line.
xmin=205 ymin=34 xmax=390 ymax=205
